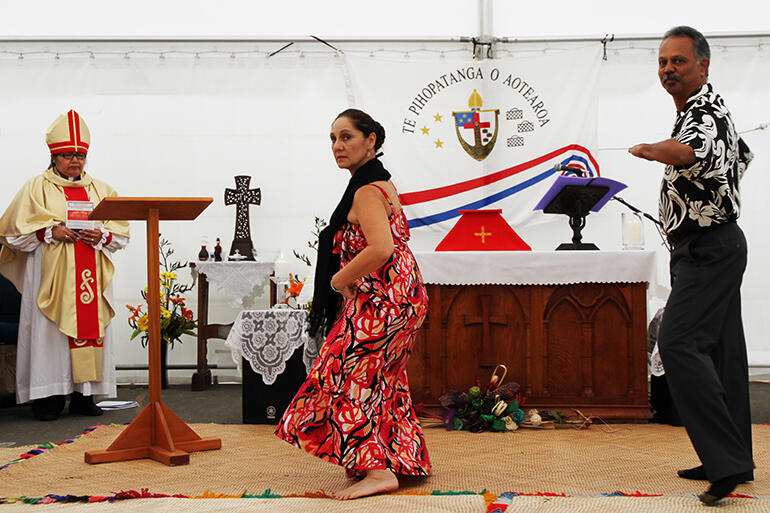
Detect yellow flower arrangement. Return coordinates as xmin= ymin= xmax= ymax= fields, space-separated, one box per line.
xmin=126 ymin=238 xmax=196 ymax=348
xmin=136 ymin=314 xmax=149 ymax=332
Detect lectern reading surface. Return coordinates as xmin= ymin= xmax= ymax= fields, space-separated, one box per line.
xmin=85 ymin=197 xmax=221 ymax=466
xmin=534 ymin=176 xmax=626 ymax=251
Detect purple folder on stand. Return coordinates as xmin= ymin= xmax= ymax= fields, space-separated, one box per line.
xmin=534 ymin=176 xmax=627 ymax=213
xmin=534 ymin=175 xmax=627 ymax=250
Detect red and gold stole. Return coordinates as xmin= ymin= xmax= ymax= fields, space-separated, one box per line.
xmin=62 ymin=185 xmax=103 ymax=383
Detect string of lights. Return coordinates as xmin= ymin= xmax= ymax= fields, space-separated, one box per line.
xmin=0 ymin=34 xmax=767 ymax=61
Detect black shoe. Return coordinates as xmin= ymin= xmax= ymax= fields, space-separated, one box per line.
xmin=678 ymin=465 xmax=753 ymax=483
xmin=700 ymin=473 xmax=744 ymax=506
xmin=69 ymin=392 xmax=103 ymax=416
xmin=678 ymin=465 xmax=707 ymax=480
xmin=32 ymin=395 xmax=66 ymax=421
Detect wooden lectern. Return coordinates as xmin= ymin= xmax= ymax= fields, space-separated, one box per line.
xmin=85 ymin=197 xmax=221 ymax=466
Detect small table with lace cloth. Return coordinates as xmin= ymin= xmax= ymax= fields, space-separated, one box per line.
xmin=224 ymin=309 xmax=321 ymax=423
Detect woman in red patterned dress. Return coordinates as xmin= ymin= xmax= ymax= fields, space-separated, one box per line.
xmin=275 ymin=109 xmax=430 ymax=499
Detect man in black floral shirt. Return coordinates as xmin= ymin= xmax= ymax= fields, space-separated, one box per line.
xmin=630 ymin=26 xmax=754 ymax=505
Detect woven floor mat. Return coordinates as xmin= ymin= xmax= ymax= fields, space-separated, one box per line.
xmin=491 ymin=495 xmax=770 ymax=512
xmin=1 ymin=423 xmax=768 ymax=498
xmin=0 ymin=496 xmax=486 ymax=512
xmin=0 ymin=446 xmax=34 ymax=464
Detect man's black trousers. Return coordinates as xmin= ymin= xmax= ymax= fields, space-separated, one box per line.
xmin=658 ymin=222 xmax=754 ymax=482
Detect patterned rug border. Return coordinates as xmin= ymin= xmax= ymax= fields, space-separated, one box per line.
xmin=484 ymin=491 xmax=765 ymax=513
xmin=0 ymin=489 xmax=490 ymax=505
xmin=2 ymin=488 xmax=765 ymax=506
xmin=0 ymin=424 xmax=102 ymax=472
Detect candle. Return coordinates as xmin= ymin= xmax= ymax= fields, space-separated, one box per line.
xmin=622 ymin=212 xmax=644 ymax=250
xmin=274 ymin=250 xmax=288 ymax=281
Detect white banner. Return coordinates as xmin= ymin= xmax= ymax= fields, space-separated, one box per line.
xmin=1 ymin=40 xmax=766 ymax=368
xmin=345 ymin=46 xmax=602 ymax=251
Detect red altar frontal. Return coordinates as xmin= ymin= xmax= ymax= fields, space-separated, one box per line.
xmin=408 ymin=251 xmax=656 ymax=423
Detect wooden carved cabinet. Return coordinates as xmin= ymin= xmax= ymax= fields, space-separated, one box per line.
xmin=407 ymin=282 xmax=650 ymax=422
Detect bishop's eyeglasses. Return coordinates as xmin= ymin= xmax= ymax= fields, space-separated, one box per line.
xmin=57 ymin=152 xmax=87 ymax=160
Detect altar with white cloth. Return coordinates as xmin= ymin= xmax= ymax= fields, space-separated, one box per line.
xmin=191 ymin=261 xmax=274 ymax=308
xmin=189 ymin=261 xmax=274 ymax=390
xmin=409 ymin=250 xmax=656 ymax=422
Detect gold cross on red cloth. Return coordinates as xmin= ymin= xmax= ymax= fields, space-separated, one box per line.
xmin=474 ymin=225 xmax=492 ymax=244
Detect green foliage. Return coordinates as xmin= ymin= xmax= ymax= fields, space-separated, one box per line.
xmin=126 ymin=237 xmax=196 ymax=349
xmin=538 ymin=409 xmax=568 ymax=424
xmin=293 ymin=216 xmax=327 ymax=267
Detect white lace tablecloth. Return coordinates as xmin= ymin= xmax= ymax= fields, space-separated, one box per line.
xmin=191 ymin=261 xmax=274 ymax=308
xmin=413 ymin=250 xmax=656 ymax=285
xmin=224 ymin=309 xmax=321 ymax=385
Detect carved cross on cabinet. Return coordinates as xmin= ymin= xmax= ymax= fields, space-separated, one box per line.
xmin=224 ymin=175 xmax=261 ymax=261
xmin=463 ymin=294 xmax=509 ymax=368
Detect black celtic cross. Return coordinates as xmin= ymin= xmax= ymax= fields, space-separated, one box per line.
xmin=224 ymin=175 xmax=261 ymax=261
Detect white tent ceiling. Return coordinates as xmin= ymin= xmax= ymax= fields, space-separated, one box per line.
xmin=2 ymin=0 xmax=768 ymax=40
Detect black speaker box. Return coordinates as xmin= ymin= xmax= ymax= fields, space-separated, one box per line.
xmin=242 ymin=346 xmax=306 ymax=424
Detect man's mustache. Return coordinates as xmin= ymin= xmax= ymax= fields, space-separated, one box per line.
xmin=662 ymin=72 xmax=682 ymax=83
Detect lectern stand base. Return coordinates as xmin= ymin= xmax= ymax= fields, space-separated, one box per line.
xmin=84 ymin=401 xmax=221 ymax=466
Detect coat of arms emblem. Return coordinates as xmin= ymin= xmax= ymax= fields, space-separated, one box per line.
xmin=453 ymin=89 xmax=499 ymax=161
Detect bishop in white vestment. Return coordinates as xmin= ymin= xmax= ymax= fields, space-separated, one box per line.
xmin=0 ymin=110 xmax=130 ymax=420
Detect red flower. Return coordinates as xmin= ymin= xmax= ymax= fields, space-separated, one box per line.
xmin=126 ymin=304 xmax=143 ymax=322
xmin=286 ymin=277 xmax=305 ymax=299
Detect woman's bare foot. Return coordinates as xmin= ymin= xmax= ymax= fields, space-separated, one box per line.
xmin=333 ymin=469 xmax=398 ymax=500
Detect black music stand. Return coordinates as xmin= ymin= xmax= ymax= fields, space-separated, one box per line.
xmin=534 ymin=175 xmax=627 ymax=251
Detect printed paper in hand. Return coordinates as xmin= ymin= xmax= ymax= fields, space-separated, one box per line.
xmin=66 ymin=201 xmax=95 ymax=230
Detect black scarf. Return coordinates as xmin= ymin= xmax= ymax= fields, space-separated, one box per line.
xmin=307 ymin=158 xmax=391 ymax=337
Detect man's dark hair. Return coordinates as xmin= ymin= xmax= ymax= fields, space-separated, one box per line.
xmin=663 ymin=26 xmax=710 ymax=61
